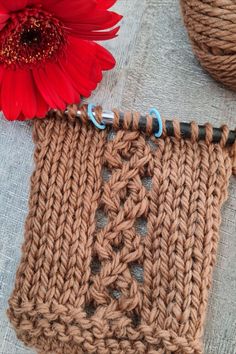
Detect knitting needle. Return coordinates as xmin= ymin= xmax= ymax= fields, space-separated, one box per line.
xmin=75 ymin=109 xmax=236 ymax=146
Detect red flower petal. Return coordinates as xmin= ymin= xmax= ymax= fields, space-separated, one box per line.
xmin=0 ymin=0 xmax=42 ymax=12
xmin=0 ymin=3 xmax=7 ymax=12
xmin=42 ymin=0 xmax=122 ymax=41
xmin=54 ymin=36 xmax=115 ymax=102
xmin=94 ymin=42 xmax=116 ymax=70
xmin=0 ymin=13 xmax=9 ymax=30
xmin=0 ymin=1 xmax=10 ymax=29
xmin=97 ymin=0 xmax=117 ymax=9
xmin=64 ymin=17 xmax=122 ymax=41
xmin=33 ymin=67 xmax=66 ymax=110
xmin=41 ymin=62 xmax=79 ymax=103
xmin=69 ymin=26 xmax=120 ymax=41
xmin=34 ymin=90 xmax=49 ymax=118
xmin=0 ymin=68 xmax=49 ymax=120
xmin=0 ymin=0 xmax=28 ymax=12
xmin=33 ymin=61 xmax=81 ymax=111
xmin=17 ymin=70 xmax=37 ymax=118
xmin=20 ymin=70 xmax=48 ymax=119
xmin=59 ymin=37 xmax=102 ymax=97
xmin=42 ymin=0 xmax=96 ymax=20
xmin=1 ymin=69 xmax=22 ymax=120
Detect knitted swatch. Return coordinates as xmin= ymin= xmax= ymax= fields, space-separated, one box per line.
xmin=8 ymin=107 xmax=236 ymax=354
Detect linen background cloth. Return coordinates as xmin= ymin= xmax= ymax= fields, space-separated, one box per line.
xmin=0 ymin=0 xmax=236 ymax=353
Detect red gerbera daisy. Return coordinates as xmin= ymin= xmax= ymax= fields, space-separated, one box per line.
xmin=0 ymin=0 xmax=122 ymax=120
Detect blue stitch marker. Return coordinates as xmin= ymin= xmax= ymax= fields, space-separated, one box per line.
xmin=149 ymin=108 xmax=163 ymax=138
xmin=87 ymin=103 xmax=106 ymax=130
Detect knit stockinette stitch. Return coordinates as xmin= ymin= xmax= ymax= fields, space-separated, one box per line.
xmin=8 ymin=107 xmax=236 ymax=354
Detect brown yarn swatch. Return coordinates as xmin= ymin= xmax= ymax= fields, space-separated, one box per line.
xmin=180 ymin=0 xmax=236 ymax=90
xmin=8 ymin=107 xmax=236 ymax=354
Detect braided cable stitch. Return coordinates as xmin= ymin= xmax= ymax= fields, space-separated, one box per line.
xmin=8 ymin=107 xmax=235 ymax=354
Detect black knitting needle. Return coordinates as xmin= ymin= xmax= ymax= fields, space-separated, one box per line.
xmin=76 ymin=108 xmax=236 ymax=146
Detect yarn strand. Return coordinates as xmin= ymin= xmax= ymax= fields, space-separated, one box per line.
xmin=181 ymin=0 xmax=236 ymax=90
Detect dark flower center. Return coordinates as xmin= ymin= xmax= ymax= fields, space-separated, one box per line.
xmin=21 ymin=28 xmax=42 ymax=45
xmin=0 ymin=7 xmax=66 ymax=68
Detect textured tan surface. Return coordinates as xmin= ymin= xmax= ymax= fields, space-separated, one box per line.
xmin=0 ymin=0 xmax=236 ymax=353
xmin=7 ymin=108 xmax=235 ymax=354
